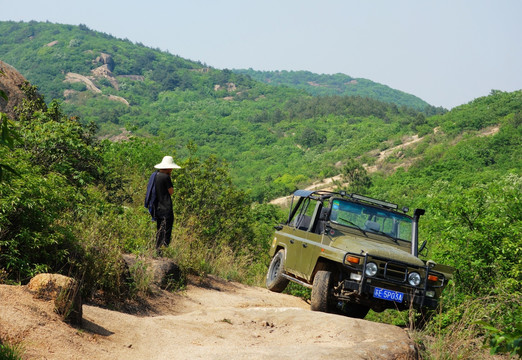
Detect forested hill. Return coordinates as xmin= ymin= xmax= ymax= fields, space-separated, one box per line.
xmin=0 ymin=20 xmax=518 ymax=204
xmin=0 ymin=21 xmax=433 ymax=111
xmin=233 ymin=69 xmax=435 ymax=111
xmin=0 ymin=20 xmax=447 ymax=201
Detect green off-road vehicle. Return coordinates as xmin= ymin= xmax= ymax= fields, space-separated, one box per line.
xmin=266 ymin=190 xmax=454 ymax=318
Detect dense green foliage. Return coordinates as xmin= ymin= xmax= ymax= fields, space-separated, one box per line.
xmin=0 ymin=84 xmax=104 ymax=282
xmin=0 ymin=84 xmax=278 ymax=301
xmin=233 ymin=69 xmax=445 ymax=113
xmin=0 ymin=343 xmax=22 ymax=360
xmin=0 ymin=21 xmax=444 ymax=202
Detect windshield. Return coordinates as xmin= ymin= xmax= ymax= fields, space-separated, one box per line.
xmin=330 ymin=199 xmax=413 ymax=242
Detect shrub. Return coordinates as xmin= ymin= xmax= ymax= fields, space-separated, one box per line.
xmin=0 ymin=343 xmax=22 ymax=360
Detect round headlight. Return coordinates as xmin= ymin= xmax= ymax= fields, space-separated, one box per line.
xmin=365 ymin=262 xmax=378 ymax=277
xmin=408 ymin=272 xmax=422 ymax=286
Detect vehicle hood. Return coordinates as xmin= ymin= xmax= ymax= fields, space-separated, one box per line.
xmin=331 ymin=235 xmax=425 ymax=267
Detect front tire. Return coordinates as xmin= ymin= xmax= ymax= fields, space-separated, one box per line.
xmin=266 ymin=249 xmax=289 ymax=292
xmin=311 ymin=270 xmax=333 ymax=312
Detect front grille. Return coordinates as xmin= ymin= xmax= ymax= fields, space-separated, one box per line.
xmin=382 ymin=262 xmax=408 ymax=282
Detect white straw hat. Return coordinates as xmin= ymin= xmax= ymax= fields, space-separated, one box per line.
xmin=154 ymin=156 xmax=181 ymax=169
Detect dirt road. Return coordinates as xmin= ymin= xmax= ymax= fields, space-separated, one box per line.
xmin=0 ymin=276 xmax=417 ymax=359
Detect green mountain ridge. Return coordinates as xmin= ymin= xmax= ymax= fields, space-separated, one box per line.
xmin=0 ymin=21 xmax=434 ymax=110
xmin=232 ymin=69 xmax=434 ymax=111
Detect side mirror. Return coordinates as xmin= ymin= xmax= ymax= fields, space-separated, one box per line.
xmin=274 ymin=225 xmax=283 ymax=231
xmin=419 ymin=240 xmax=428 ymax=256
xmin=324 ymin=222 xmax=331 ymax=234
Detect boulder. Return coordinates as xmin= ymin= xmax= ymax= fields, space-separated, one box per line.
xmin=0 ymin=60 xmax=30 ymax=119
xmin=122 ymin=254 xmax=182 ymax=290
xmin=27 ymin=273 xmax=82 ymax=325
xmin=91 ymin=64 xmax=120 ymax=90
xmin=95 ymin=52 xmax=115 ymax=72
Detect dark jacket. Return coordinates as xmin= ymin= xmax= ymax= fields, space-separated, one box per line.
xmin=144 ymin=171 xmax=158 ymax=220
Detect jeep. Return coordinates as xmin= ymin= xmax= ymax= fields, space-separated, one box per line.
xmin=266 ymin=190 xmax=454 ymax=318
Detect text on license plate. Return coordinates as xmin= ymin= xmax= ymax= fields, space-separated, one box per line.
xmin=373 ymin=287 xmax=404 ymax=303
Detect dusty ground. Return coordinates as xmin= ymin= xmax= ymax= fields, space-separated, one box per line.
xmin=0 ymin=276 xmax=417 ymax=360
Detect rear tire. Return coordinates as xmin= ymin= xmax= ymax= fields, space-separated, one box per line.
xmin=266 ymin=249 xmax=289 ymax=292
xmin=311 ymin=270 xmax=333 ymax=312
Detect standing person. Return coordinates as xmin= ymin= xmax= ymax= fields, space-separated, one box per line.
xmin=145 ymin=156 xmax=180 ymax=255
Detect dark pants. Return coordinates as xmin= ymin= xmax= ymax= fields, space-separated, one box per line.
xmin=155 ymin=214 xmax=174 ymax=249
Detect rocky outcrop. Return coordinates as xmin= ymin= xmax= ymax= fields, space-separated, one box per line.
xmin=91 ymin=64 xmax=119 ymax=90
xmin=94 ymin=52 xmax=115 ymax=72
xmin=122 ymin=254 xmax=182 ymax=290
xmin=0 ymin=60 xmax=29 ymax=119
xmin=214 ymin=82 xmax=237 ymax=92
xmin=65 ymin=72 xmax=102 ymax=93
xmin=27 ymin=273 xmax=82 ymax=326
xmin=64 ymin=71 xmax=129 ymax=106
xmin=107 ymin=94 xmax=129 ymax=105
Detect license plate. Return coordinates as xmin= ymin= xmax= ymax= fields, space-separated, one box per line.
xmin=373 ymin=287 xmax=404 ymax=303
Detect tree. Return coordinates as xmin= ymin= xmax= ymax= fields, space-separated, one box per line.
xmin=0 ymin=112 xmax=19 ymax=181
xmin=339 ymin=159 xmax=372 ymax=194
xmin=0 ymin=84 xmax=104 ymax=281
xmin=170 ymin=145 xmax=254 ymax=251
xmin=299 ymin=127 xmax=325 ymax=148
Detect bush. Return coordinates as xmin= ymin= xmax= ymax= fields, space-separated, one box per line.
xmin=0 ymin=155 xmax=81 ymax=282
xmin=0 ymin=85 xmax=104 ymax=283
xmin=425 ymin=174 xmax=522 ymax=296
xmin=0 ymin=343 xmax=22 ymax=360
xmin=415 ymin=291 xmax=521 ymax=359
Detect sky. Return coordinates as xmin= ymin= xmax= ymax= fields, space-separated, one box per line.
xmin=1 ymin=0 xmax=521 ymax=109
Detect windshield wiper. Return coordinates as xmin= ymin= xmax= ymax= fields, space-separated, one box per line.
xmin=338 ymin=216 xmax=367 ymax=236
xmin=369 ymin=229 xmax=399 ymax=244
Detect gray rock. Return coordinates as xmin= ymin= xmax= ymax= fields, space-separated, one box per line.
xmin=122 ymin=254 xmax=182 ymax=290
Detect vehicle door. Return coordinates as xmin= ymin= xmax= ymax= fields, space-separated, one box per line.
xmin=287 ymin=198 xmax=325 ymax=279
xmin=283 ymin=197 xmax=315 ymax=274
xmin=298 ymin=200 xmax=328 ymax=280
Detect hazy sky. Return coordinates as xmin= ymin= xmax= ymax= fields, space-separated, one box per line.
xmin=1 ymin=0 xmax=521 ymax=109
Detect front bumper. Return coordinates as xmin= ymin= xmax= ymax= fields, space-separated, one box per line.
xmin=340 ymin=252 xmax=446 ymax=310
xmin=340 ymin=279 xmax=438 ymax=309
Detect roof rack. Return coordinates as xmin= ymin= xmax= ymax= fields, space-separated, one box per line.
xmin=350 ymin=194 xmax=398 ymax=210
xmin=292 ymin=190 xmax=399 ymax=210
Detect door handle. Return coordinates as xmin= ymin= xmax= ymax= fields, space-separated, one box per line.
xmin=302 ymin=243 xmax=308 ymax=248
xmin=290 ymin=239 xmax=294 ymax=244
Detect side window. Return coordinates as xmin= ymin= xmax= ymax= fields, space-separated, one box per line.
xmin=288 ymin=198 xmax=318 ymax=231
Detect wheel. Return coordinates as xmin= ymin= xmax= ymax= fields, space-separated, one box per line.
xmin=311 ymin=270 xmax=333 ymax=312
xmin=266 ymin=249 xmax=289 ymax=292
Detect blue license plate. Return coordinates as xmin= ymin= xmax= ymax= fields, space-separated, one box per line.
xmin=373 ymin=287 xmax=404 ymax=303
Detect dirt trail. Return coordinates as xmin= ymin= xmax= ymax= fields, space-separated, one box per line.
xmin=0 ymin=276 xmax=416 ymax=359
xmin=270 ymin=125 xmax=502 ymax=207
xmin=269 ymin=134 xmax=424 ymax=207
